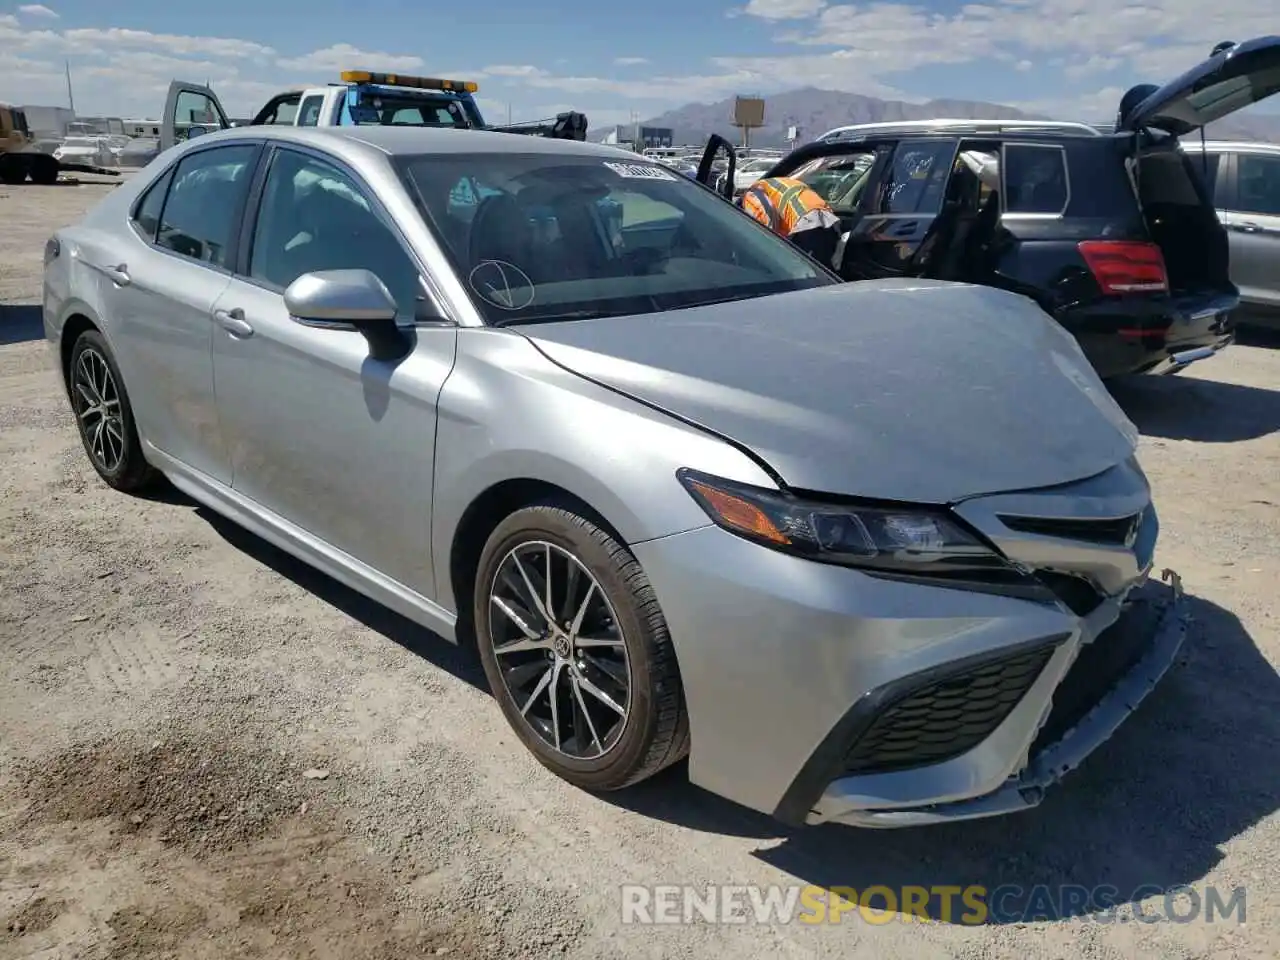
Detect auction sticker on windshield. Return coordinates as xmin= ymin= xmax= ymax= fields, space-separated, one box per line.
xmin=603 ymin=162 xmax=678 ymax=181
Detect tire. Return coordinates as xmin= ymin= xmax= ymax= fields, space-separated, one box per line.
xmin=474 ymin=503 xmax=689 ymax=791
xmin=0 ymin=154 xmax=28 ymax=185
xmin=67 ymin=330 xmax=158 ymax=492
xmin=29 ymin=154 xmax=58 ymax=185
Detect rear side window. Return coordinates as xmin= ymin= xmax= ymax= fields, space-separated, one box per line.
xmin=157 ymin=144 xmax=258 ymax=268
xmin=1186 ymin=152 xmax=1224 ymax=201
xmin=1235 ymin=153 xmax=1280 ymax=216
xmin=1003 ymin=144 xmax=1069 ymax=215
xmin=131 ymin=167 xmax=175 ymax=241
xmin=875 ymin=141 xmax=956 ymax=214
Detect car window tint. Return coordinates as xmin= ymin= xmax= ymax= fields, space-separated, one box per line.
xmin=156 ymin=144 xmax=257 ymax=267
xmin=876 ymin=141 xmax=956 ymax=214
xmin=131 ymin=166 xmax=175 ymax=241
xmin=1235 ymin=153 xmax=1280 ymax=216
xmin=1188 ymin=152 xmax=1223 ymax=201
xmin=249 ymin=149 xmax=424 ymax=317
xmin=1003 ymin=144 xmax=1069 ymax=215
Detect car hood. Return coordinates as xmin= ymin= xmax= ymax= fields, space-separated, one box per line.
xmin=521 ymin=280 xmax=1140 ymax=504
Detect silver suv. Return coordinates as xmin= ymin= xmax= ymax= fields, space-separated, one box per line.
xmin=1184 ymin=139 xmax=1280 ymax=329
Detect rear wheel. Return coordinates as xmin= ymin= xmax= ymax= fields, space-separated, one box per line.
xmin=67 ymin=330 xmax=157 ymax=492
xmin=474 ymin=504 xmax=688 ymax=791
xmin=29 ymin=154 xmax=58 ymax=185
xmin=0 ymin=154 xmax=28 ymax=184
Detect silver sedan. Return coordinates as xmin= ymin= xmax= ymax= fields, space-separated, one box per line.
xmin=42 ymin=126 xmax=1186 ymax=828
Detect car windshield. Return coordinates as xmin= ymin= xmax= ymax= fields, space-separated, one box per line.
xmin=397 ymin=152 xmax=836 ymax=325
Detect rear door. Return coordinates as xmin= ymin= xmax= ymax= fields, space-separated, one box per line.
xmin=160 ymin=81 xmax=231 ymax=151
xmin=1217 ymin=149 xmax=1280 ymax=310
xmin=837 ymin=137 xmax=959 ymax=280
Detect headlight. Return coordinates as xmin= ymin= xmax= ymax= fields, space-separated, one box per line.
xmin=677 ymin=468 xmax=1019 ymax=579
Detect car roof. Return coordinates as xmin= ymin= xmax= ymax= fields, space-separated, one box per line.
xmin=1182 ymin=139 xmax=1280 ymax=154
xmin=190 ymin=124 xmax=634 ymax=159
xmin=819 ymin=119 xmax=1106 ymax=142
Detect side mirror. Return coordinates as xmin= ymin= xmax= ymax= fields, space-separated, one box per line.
xmin=284 ymin=269 xmax=409 ymax=360
xmin=186 ymin=124 xmax=210 ymax=140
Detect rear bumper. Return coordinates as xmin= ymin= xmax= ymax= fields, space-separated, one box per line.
xmin=1061 ymin=290 xmax=1237 ymax=378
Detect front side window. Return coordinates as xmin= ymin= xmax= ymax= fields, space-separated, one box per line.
xmin=398 ymin=152 xmax=835 ymax=325
xmin=1234 ymin=153 xmax=1280 ymax=216
xmin=157 ymin=144 xmax=257 ymax=267
xmin=875 ymin=140 xmax=957 ymax=214
xmin=1003 ymin=143 xmax=1070 ymax=215
xmin=172 ymin=90 xmax=227 ymax=142
xmin=248 ymin=149 xmax=424 ymax=318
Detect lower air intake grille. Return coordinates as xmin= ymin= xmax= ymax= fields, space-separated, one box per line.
xmin=842 ymin=643 xmax=1057 ymax=776
xmin=1036 ymin=570 xmax=1106 ymax=616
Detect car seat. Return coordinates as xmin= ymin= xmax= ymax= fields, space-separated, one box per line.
xmin=468 ymin=193 xmax=538 ymax=277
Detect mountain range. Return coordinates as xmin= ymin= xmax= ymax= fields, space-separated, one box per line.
xmin=597 ymin=87 xmax=1280 ymax=147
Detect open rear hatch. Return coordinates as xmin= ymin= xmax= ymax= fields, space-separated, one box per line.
xmin=1108 ymin=37 xmax=1280 ymax=299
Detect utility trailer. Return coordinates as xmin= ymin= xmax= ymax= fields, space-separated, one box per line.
xmin=159 ymin=70 xmax=588 ymax=152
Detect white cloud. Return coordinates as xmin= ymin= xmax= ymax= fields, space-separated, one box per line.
xmin=735 ymin=0 xmax=827 ymax=19
xmin=614 ymin=56 xmax=650 ymax=66
xmin=17 ymin=4 xmax=58 ymax=17
xmin=276 ymin=43 xmax=424 ymax=74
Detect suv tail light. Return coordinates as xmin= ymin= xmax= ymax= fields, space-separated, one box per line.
xmin=1078 ymin=241 xmax=1168 ymax=295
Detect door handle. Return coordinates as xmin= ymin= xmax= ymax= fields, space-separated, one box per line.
xmin=213 ymin=307 xmax=254 ymax=338
xmin=89 ymin=261 xmax=130 ymax=286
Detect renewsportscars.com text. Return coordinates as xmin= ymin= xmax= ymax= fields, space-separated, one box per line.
xmin=620 ymin=883 xmax=1247 ymax=926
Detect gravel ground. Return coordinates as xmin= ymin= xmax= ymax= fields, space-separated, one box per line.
xmin=1 ymin=179 xmax=1278 ymax=960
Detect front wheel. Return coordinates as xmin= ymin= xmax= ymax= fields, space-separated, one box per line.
xmin=474 ymin=504 xmax=689 ymax=791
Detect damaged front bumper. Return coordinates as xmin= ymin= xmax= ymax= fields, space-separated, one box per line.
xmin=809 ymin=572 xmax=1189 ymax=828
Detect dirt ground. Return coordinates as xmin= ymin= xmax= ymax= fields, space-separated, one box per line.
xmin=1 ymin=178 xmax=1278 ymax=960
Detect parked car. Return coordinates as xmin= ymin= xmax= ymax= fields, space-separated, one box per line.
xmin=1181 ymin=139 xmax=1280 ymax=330
xmin=697 ymin=37 xmax=1280 ymax=378
xmin=44 ymin=124 xmax=1185 ymax=829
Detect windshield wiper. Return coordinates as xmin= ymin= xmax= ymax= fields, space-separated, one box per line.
xmin=490 ymin=310 xmax=616 ymax=327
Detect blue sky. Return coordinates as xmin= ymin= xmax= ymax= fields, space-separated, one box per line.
xmin=2 ymin=0 xmax=1276 ymax=128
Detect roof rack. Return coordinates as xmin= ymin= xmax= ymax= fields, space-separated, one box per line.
xmin=817 ymin=118 xmax=1104 ymax=141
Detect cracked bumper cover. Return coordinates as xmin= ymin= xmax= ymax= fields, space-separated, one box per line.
xmin=809 ymin=574 xmax=1189 ymax=828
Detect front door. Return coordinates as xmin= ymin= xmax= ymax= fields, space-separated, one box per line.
xmin=838 ymin=138 xmax=960 ymax=281
xmin=104 ymin=141 xmax=261 ymax=483
xmin=210 ymin=145 xmax=457 ymax=597
xmin=160 ymin=81 xmax=231 ymax=152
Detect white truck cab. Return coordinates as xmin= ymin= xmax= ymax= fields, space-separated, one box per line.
xmin=160 ymin=71 xmax=585 ymax=150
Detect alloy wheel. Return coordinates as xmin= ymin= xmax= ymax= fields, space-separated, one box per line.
xmin=72 ymin=347 xmax=125 ymax=474
xmin=487 ymin=540 xmax=632 ymax=759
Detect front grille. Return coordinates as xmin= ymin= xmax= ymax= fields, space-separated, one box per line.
xmin=1036 ymin=570 xmax=1106 ymax=616
xmin=999 ymin=512 xmax=1141 ymax=546
xmin=842 ymin=643 xmax=1057 ymax=776
xmin=1029 ymin=596 xmax=1162 ymax=754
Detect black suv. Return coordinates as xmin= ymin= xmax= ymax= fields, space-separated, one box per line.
xmin=697 ymin=36 xmax=1280 ymax=378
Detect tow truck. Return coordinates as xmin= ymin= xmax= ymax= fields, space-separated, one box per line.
xmin=1 ymin=101 xmax=121 ymax=185
xmin=159 ymin=70 xmax=588 ymax=150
